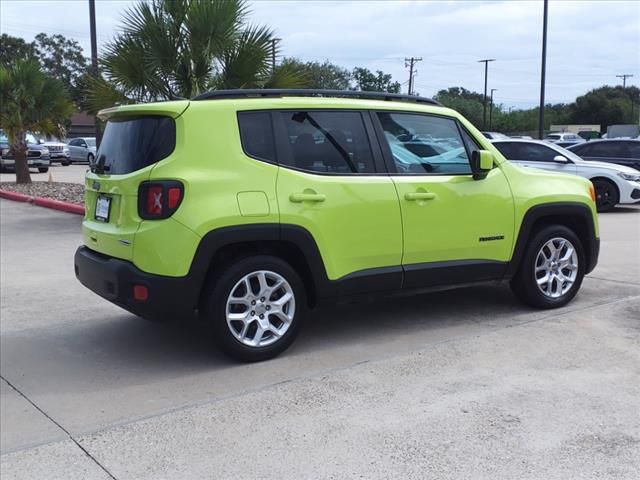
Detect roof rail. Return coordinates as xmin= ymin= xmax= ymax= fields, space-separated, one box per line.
xmin=191 ymin=89 xmax=441 ymax=106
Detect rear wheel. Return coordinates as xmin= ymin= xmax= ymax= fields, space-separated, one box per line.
xmin=591 ymin=178 xmax=619 ymax=212
xmin=511 ymin=225 xmax=585 ymax=309
xmin=202 ymin=255 xmax=305 ymax=362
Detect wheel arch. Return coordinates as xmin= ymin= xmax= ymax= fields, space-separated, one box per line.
xmin=506 ymin=202 xmax=599 ymax=278
xmin=189 ymin=224 xmax=330 ymax=311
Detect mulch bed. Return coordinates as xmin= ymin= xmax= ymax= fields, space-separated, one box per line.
xmin=0 ymin=181 xmax=85 ymax=205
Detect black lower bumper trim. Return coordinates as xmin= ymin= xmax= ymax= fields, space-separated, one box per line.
xmin=74 ymin=246 xmax=198 ymax=321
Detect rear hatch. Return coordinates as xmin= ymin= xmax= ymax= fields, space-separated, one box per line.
xmin=83 ymin=101 xmax=189 ymax=260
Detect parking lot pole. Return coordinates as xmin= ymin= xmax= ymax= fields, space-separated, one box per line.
xmin=478 ymin=59 xmax=495 ymax=129
xmin=89 ymin=0 xmax=102 ymax=148
xmin=538 ymin=0 xmax=549 ymax=140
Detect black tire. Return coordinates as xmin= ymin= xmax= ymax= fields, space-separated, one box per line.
xmin=62 ymin=160 xmax=71 ymax=166
xmin=87 ymin=153 xmax=94 ymax=164
xmin=591 ymin=178 xmax=619 ymax=212
xmin=201 ymin=255 xmax=306 ymax=362
xmin=38 ymin=167 xmax=49 ymax=173
xmin=510 ymin=225 xmax=585 ymax=309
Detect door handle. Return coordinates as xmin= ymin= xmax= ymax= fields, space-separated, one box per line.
xmin=289 ymin=192 xmax=326 ymax=203
xmin=404 ymin=192 xmax=436 ymax=201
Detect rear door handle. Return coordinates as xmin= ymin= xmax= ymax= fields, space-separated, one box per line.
xmin=289 ymin=193 xmax=326 ymax=203
xmin=404 ymin=192 xmax=436 ymax=201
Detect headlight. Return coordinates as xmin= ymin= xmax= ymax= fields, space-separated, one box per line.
xmin=1 ymin=148 xmax=8 ymax=156
xmin=42 ymin=148 xmax=50 ymax=155
xmin=618 ymin=172 xmax=640 ymax=182
xmin=63 ymin=147 xmax=69 ymax=153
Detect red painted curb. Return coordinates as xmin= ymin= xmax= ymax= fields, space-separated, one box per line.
xmin=0 ymin=190 xmax=32 ymax=203
xmin=32 ymin=197 xmax=85 ymax=215
xmin=0 ymin=189 xmax=85 ymax=215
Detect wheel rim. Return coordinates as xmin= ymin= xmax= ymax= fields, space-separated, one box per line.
xmin=594 ymin=181 xmax=616 ymax=210
xmin=225 ymin=270 xmax=295 ymax=348
xmin=535 ymin=237 xmax=579 ymax=299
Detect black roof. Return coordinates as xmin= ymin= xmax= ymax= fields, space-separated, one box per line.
xmin=192 ymin=89 xmax=441 ymax=106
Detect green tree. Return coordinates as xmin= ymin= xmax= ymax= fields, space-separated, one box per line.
xmin=93 ymin=0 xmax=306 ymax=111
xmin=278 ymin=58 xmax=350 ymax=90
xmin=570 ymin=85 xmax=639 ymax=130
xmin=0 ymin=34 xmax=36 ymax=65
xmin=33 ymin=33 xmax=88 ymax=104
xmin=0 ymin=60 xmax=74 ymax=184
xmin=434 ymin=87 xmax=485 ymax=127
xmin=351 ymin=67 xmax=400 ymax=93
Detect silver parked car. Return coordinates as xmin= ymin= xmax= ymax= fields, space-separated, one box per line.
xmin=67 ymin=137 xmax=97 ymax=163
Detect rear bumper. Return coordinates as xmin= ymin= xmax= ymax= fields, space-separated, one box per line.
xmin=74 ymin=246 xmax=199 ymax=321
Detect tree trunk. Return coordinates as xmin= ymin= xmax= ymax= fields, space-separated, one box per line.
xmin=13 ymin=143 xmax=32 ymax=184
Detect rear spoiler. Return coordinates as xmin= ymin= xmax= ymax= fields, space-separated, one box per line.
xmin=97 ymin=100 xmax=190 ymax=122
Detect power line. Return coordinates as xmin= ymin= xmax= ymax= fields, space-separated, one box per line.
xmin=616 ymin=74 xmax=633 ymax=88
xmin=404 ymin=57 xmax=422 ymax=95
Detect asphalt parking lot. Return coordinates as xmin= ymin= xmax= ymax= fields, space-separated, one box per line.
xmin=1 ymin=199 xmax=639 ymax=479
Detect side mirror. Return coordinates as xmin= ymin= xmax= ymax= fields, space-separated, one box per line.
xmin=553 ymin=155 xmax=569 ymax=163
xmin=470 ymin=150 xmax=494 ymax=180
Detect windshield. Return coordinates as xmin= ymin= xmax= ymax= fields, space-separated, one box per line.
xmin=555 ymin=145 xmax=586 ymax=163
xmin=95 ymin=116 xmax=175 ymax=174
xmin=0 ymin=132 xmax=7 ymax=144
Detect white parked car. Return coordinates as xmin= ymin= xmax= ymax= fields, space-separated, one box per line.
xmin=492 ymin=139 xmax=640 ymax=212
xmin=67 ymin=137 xmax=97 ymax=164
xmin=544 ymin=132 xmax=586 ymax=148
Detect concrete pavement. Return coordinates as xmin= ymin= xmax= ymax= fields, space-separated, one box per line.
xmin=1 ymin=164 xmax=87 ymax=184
xmin=1 ymin=199 xmax=639 ymax=479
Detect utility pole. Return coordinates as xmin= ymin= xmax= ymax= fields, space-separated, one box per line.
xmin=538 ymin=0 xmax=549 ymax=140
xmin=490 ymin=88 xmax=497 ymax=129
xmin=478 ymin=58 xmax=495 ymax=129
xmin=88 ymin=0 xmax=101 ymax=146
xmin=270 ymin=38 xmax=281 ymax=73
xmin=404 ymin=57 xmax=422 ymax=95
xmin=616 ymin=74 xmax=633 ymax=88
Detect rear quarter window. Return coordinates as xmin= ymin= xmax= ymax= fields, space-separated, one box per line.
xmin=97 ymin=116 xmax=175 ymax=174
xmin=237 ymin=112 xmax=277 ymax=162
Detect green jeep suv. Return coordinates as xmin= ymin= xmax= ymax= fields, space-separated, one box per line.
xmin=75 ymin=90 xmax=600 ymax=361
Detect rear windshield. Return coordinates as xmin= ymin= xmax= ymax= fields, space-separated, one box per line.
xmin=96 ymin=116 xmax=175 ymax=174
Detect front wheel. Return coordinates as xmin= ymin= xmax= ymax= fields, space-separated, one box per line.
xmin=511 ymin=225 xmax=585 ymax=309
xmin=38 ymin=167 xmax=49 ymax=173
xmin=87 ymin=153 xmax=94 ymax=164
xmin=202 ymin=255 xmax=306 ymax=362
xmin=591 ymin=178 xmax=619 ymax=212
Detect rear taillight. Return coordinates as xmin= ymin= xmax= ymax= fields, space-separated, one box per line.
xmin=138 ymin=181 xmax=184 ymax=219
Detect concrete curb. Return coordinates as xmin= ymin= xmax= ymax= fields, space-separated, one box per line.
xmin=0 ymin=189 xmax=85 ymax=215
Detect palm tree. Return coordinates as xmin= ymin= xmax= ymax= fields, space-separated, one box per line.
xmin=88 ymin=0 xmax=306 ymax=112
xmin=0 ymin=60 xmax=74 ymax=184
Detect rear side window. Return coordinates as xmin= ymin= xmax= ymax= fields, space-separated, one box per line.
xmin=377 ymin=112 xmax=471 ymax=174
xmin=98 ymin=116 xmax=175 ymax=174
xmin=621 ymin=141 xmax=640 ymax=158
xmin=238 ymin=112 xmax=276 ymax=162
xmin=279 ymin=111 xmax=375 ymax=174
xmin=493 ymin=142 xmax=518 ymax=159
xmin=579 ymin=142 xmax=625 ymax=158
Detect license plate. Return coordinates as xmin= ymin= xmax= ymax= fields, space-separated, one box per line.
xmin=95 ymin=195 xmax=111 ymax=222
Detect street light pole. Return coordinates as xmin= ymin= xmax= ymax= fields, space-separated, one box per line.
xmin=478 ymin=59 xmax=495 ymax=129
xmin=490 ymin=88 xmax=497 ymax=129
xmin=538 ymin=0 xmax=549 ymax=140
xmin=88 ymin=0 xmax=102 ymax=146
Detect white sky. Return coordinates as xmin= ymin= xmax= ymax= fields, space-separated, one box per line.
xmin=1 ymin=0 xmax=639 ymax=108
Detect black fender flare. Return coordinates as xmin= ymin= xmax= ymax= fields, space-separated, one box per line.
xmin=505 ymin=202 xmax=599 ymax=278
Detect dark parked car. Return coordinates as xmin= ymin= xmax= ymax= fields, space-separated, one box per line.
xmin=568 ymin=139 xmax=640 ymax=171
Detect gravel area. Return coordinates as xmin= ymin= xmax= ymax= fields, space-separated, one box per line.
xmin=0 ymin=182 xmax=85 ymax=205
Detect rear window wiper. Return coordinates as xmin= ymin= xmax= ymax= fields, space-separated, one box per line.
xmin=91 ymin=154 xmax=111 ymax=174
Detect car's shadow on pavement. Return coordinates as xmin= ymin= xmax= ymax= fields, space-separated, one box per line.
xmin=51 ymin=283 xmax=522 ymax=376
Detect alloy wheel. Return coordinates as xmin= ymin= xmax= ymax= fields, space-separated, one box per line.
xmin=225 ymin=270 xmax=295 ymax=347
xmin=535 ymin=237 xmax=579 ymax=298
